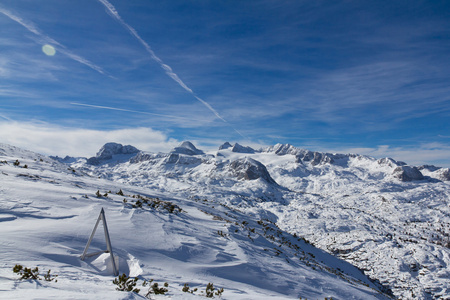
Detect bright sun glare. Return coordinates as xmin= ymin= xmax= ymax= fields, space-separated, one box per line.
xmin=42 ymin=44 xmax=56 ymax=56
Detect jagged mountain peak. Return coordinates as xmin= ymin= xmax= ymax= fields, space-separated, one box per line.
xmin=87 ymin=142 xmax=140 ymax=165
xmin=267 ymin=143 xmax=297 ymax=155
xmin=0 ymin=142 xmax=392 ymax=299
xmin=377 ymin=157 xmax=406 ymax=167
xmin=218 ymin=142 xmax=255 ymax=153
xmin=170 ymin=141 xmax=204 ymax=155
xmin=3 ymin=142 xmax=450 ymax=299
xmin=231 ymin=143 xmax=255 ymax=154
xmin=218 ymin=141 xmax=233 ymax=150
xmin=97 ymin=142 xmax=139 ymax=156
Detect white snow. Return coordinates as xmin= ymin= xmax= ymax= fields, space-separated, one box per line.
xmin=1 ymin=142 xmax=449 ymax=299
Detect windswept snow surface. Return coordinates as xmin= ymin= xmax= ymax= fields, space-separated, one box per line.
xmin=0 ymin=143 xmax=388 ymax=300
xmin=1 ymin=142 xmax=449 ymax=299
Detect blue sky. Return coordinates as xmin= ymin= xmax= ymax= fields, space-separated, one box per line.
xmin=1 ymin=1 xmax=449 ymax=167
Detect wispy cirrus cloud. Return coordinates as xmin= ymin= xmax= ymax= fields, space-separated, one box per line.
xmin=273 ymin=58 xmax=450 ymax=134
xmin=0 ymin=5 xmax=109 ymax=76
xmin=339 ymin=143 xmax=450 ymax=168
xmin=71 ymin=102 xmax=200 ymax=122
xmin=0 ymin=121 xmax=178 ymax=157
xmin=95 ymin=0 xmax=246 ymax=139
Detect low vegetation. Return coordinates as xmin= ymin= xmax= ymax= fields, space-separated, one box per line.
xmin=112 ymin=273 xmax=140 ymax=293
xmin=13 ymin=264 xmax=58 ymax=282
xmin=113 ymin=274 xmax=224 ymax=298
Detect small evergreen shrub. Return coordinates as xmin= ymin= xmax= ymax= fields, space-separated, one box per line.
xmin=132 ymin=200 xmax=143 ymax=208
xmin=43 ymin=269 xmax=58 ymax=282
xmin=13 ymin=264 xmax=39 ymax=280
xmin=183 ymin=283 xmax=223 ymax=297
xmin=113 ymin=273 xmax=140 ymax=293
xmin=205 ymin=283 xmax=224 ymax=298
xmin=13 ymin=264 xmax=57 ymax=282
xmin=149 ymin=282 xmax=168 ymax=295
xmin=142 ymin=279 xmax=168 ymax=298
xmin=182 ymin=283 xmax=198 ymax=293
xmin=13 ymin=160 xmax=20 ymax=166
xmin=217 ymin=230 xmax=228 ymax=237
xmin=112 ymin=275 xmax=223 ymax=298
xmin=125 ymin=194 xmax=182 ymax=214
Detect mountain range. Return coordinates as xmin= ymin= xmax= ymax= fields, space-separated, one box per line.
xmin=1 ymin=141 xmax=449 ymax=299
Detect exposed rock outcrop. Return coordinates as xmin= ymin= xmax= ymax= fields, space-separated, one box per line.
xmin=219 ymin=142 xmax=233 ymax=150
xmin=231 ymin=143 xmax=255 ymax=154
xmin=229 ymin=158 xmax=276 ymax=184
xmin=393 ymin=166 xmax=424 ymax=181
xmin=87 ymin=142 xmax=139 ymax=165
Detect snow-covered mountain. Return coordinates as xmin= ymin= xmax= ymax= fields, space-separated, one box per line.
xmin=1 ymin=141 xmax=449 ymax=299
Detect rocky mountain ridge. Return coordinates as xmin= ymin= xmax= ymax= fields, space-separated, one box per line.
xmin=74 ymin=141 xmax=448 ymax=183
xmin=0 ymin=142 xmax=394 ymax=299
xmin=39 ymin=141 xmax=450 ymax=299
xmin=67 ymin=141 xmax=450 ymax=299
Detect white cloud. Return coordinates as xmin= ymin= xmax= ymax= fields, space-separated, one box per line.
xmin=336 ymin=144 xmax=450 ymax=168
xmin=0 ymin=6 xmax=108 ymax=76
xmin=1 ymin=120 xmax=448 ymax=168
xmin=0 ymin=121 xmax=179 ymax=157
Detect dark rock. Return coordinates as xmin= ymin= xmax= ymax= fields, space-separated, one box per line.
xmin=393 ymin=166 xmax=424 ymax=181
xmin=229 ymin=158 xmax=276 ymax=184
xmin=219 ymin=142 xmax=233 ymax=150
xmin=87 ymin=142 xmax=139 ymax=165
xmin=296 ymin=151 xmax=334 ymax=166
xmin=231 ymin=143 xmax=255 ymax=154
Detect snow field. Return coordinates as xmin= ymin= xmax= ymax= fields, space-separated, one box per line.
xmin=0 ymin=146 xmax=391 ymax=299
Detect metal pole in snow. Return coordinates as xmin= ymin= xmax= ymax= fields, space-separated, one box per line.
xmin=100 ymin=208 xmax=119 ymax=276
xmin=80 ymin=208 xmax=119 ymax=276
xmin=80 ymin=211 xmax=102 ymax=261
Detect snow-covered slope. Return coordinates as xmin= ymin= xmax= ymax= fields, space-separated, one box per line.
xmin=68 ymin=141 xmax=450 ymax=299
xmin=0 ymin=143 xmax=391 ymax=299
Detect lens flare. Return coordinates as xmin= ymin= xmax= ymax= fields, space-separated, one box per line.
xmin=42 ymin=44 xmax=56 ymax=56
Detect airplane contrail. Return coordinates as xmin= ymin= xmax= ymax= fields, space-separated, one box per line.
xmin=96 ymin=0 xmax=246 ymax=138
xmin=0 ymin=6 xmax=109 ymax=77
xmin=71 ymin=102 xmax=198 ymax=121
xmin=0 ymin=114 xmax=13 ymax=122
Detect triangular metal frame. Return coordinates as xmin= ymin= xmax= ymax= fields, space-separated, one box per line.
xmin=80 ymin=208 xmax=119 ymax=276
